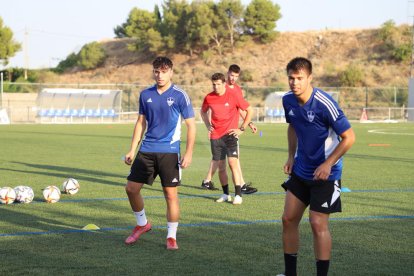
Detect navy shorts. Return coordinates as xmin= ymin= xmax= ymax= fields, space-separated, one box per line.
xmin=127 ymin=152 xmax=181 ymax=187
xmin=282 ymin=172 xmax=342 ymax=214
xmin=210 ymin=134 xmax=239 ymax=161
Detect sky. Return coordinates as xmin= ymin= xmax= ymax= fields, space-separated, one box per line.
xmin=0 ymin=0 xmax=411 ymax=69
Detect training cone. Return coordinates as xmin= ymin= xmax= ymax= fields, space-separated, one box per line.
xmin=341 ymin=187 xmax=351 ymax=192
xmin=359 ymin=109 xmax=368 ymax=122
xmin=82 ymin=224 xmax=100 ymax=230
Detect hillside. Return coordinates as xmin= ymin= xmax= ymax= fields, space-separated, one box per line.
xmin=54 ymin=27 xmax=410 ymax=107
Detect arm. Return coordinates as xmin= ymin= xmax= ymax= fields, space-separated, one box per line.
xmin=313 ymin=127 xmax=356 ymax=180
xmin=180 ymin=117 xmax=196 ymax=169
xmin=124 ymin=114 xmax=146 ymax=165
xmin=228 ymin=106 xmax=253 ymax=137
xmin=200 ymin=109 xmax=214 ymax=133
xmin=238 ymin=109 xmax=257 ymax=133
xmin=284 ymin=124 xmax=297 ymax=175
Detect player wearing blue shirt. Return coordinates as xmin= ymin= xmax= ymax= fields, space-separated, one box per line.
xmin=123 ymin=57 xmax=196 ymax=250
xmin=278 ymin=57 xmax=355 ymax=276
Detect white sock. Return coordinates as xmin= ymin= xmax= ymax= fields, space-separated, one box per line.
xmin=134 ymin=209 xmax=147 ymax=226
xmin=167 ymin=222 xmax=178 ymax=239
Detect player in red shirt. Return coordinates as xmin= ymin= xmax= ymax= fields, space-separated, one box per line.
xmin=201 ymin=64 xmax=258 ymax=194
xmin=200 ymin=72 xmax=253 ymax=204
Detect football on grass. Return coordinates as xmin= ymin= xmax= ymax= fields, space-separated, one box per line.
xmin=62 ymin=178 xmax=80 ymax=195
xmin=43 ymin=185 xmax=61 ymax=203
xmin=0 ymin=187 xmax=17 ymax=204
xmin=14 ymin=186 xmax=34 ymax=203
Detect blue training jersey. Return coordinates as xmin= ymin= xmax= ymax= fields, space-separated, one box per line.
xmin=282 ymin=88 xmax=351 ymax=180
xmin=138 ymin=84 xmax=194 ymax=153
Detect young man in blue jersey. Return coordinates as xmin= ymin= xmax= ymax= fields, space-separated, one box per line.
xmin=123 ymin=56 xmax=196 ymax=250
xmin=278 ymin=57 xmax=355 ymax=276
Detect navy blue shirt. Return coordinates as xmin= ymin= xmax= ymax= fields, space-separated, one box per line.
xmin=282 ymin=88 xmax=351 ymax=180
xmin=138 ymin=84 xmax=194 ymax=153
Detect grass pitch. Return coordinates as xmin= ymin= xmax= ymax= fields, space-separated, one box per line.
xmin=0 ymin=123 xmax=413 ymax=275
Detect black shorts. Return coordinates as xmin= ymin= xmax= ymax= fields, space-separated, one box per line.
xmin=281 ymin=172 xmax=342 ymax=214
xmin=127 ymin=152 xmax=181 ymax=187
xmin=210 ymin=134 xmax=239 ymax=161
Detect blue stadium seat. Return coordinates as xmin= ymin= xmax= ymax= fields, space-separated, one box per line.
xmin=273 ymin=108 xmax=281 ymax=117
xmin=70 ymin=109 xmax=79 ymax=117
xmin=54 ymin=109 xmax=64 ymax=117
xmin=267 ymin=109 xmax=274 ymax=117
xmin=78 ymin=109 xmax=86 ymax=117
xmin=38 ymin=109 xmax=48 ymax=117
xmin=108 ymin=109 xmax=117 ymax=117
xmin=85 ymin=109 xmax=94 ymax=117
xmin=63 ymin=109 xmax=71 ymax=117
xmin=93 ymin=109 xmax=102 ymax=117
xmin=46 ymin=109 xmax=56 ymax=117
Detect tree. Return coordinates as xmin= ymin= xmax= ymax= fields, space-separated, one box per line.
xmin=54 ymin=52 xmax=79 ymax=73
xmin=77 ymin=42 xmax=106 ymax=69
xmin=243 ymin=0 xmax=281 ymax=43
xmin=0 ymin=17 xmax=21 ymax=66
xmin=160 ymin=0 xmax=192 ymax=51
xmin=216 ymin=0 xmax=244 ymax=52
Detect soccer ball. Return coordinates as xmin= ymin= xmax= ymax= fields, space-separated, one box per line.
xmin=43 ymin=185 xmax=61 ymax=203
xmin=14 ymin=186 xmax=34 ymax=203
xmin=62 ymin=178 xmax=80 ymax=195
xmin=0 ymin=187 xmax=17 ymax=204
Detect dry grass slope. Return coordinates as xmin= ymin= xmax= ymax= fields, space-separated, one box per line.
xmin=56 ymin=28 xmax=410 ymax=89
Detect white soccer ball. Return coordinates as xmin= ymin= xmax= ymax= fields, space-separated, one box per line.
xmin=0 ymin=187 xmax=17 ymax=204
xmin=14 ymin=186 xmax=34 ymax=203
xmin=62 ymin=178 xmax=80 ymax=195
xmin=43 ymin=185 xmax=61 ymax=203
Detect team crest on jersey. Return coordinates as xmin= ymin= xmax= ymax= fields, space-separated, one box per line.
xmin=307 ymin=111 xmax=315 ymax=122
xmin=167 ymin=97 xmax=174 ymax=106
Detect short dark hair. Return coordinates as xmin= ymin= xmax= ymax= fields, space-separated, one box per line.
xmin=286 ymin=57 xmax=312 ymax=75
xmin=153 ymin=56 xmax=173 ymax=69
xmin=228 ymin=64 xmax=241 ymax=74
xmin=211 ymin=73 xmax=226 ymax=83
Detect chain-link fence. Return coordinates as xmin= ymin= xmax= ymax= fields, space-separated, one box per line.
xmin=0 ymin=82 xmax=409 ymax=123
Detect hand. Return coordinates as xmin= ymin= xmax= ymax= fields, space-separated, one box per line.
xmin=228 ymin=128 xmax=243 ymax=137
xmin=313 ymin=162 xmax=332 ymax=180
xmin=180 ymin=153 xmax=192 ymax=169
xmin=249 ymin=123 xmax=258 ymax=133
xmin=283 ymin=157 xmax=294 ymax=175
xmin=124 ymin=151 xmax=134 ymax=165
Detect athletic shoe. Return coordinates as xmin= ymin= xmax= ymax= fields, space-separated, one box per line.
xmin=201 ymin=180 xmax=216 ymax=190
xmin=232 ymin=195 xmax=243 ymax=205
xmin=166 ymin=237 xmax=179 ymax=250
xmin=124 ymin=222 xmax=152 ymax=245
xmin=216 ymin=194 xmax=232 ymax=203
xmin=241 ymin=183 xmax=258 ymax=194
xmin=276 ymin=274 xmax=285 ymax=276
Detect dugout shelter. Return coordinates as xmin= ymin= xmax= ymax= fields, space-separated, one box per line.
xmin=36 ymin=88 xmax=122 ymax=123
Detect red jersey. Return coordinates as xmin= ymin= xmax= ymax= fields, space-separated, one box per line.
xmin=226 ymin=83 xmax=244 ymax=98
xmin=201 ymin=89 xmax=249 ymax=139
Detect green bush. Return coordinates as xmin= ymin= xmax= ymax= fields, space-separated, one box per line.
xmin=339 ymin=64 xmax=364 ymax=87
xmin=78 ymin=42 xmax=106 ymax=70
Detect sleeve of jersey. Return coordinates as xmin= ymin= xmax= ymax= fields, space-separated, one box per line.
xmin=282 ymin=97 xmax=290 ymax=123
xmin=325 ymin=101 xmax=351 ymax=135
xmin=138 ymin=93 xmax=145 ymax=115
xmin=179 ymin=93 xmax=195 ymax=119
xmin=201 ymin=97 xmax=209 ymax=113
xmin=236 ymin=92 xmax=249 ymax=110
